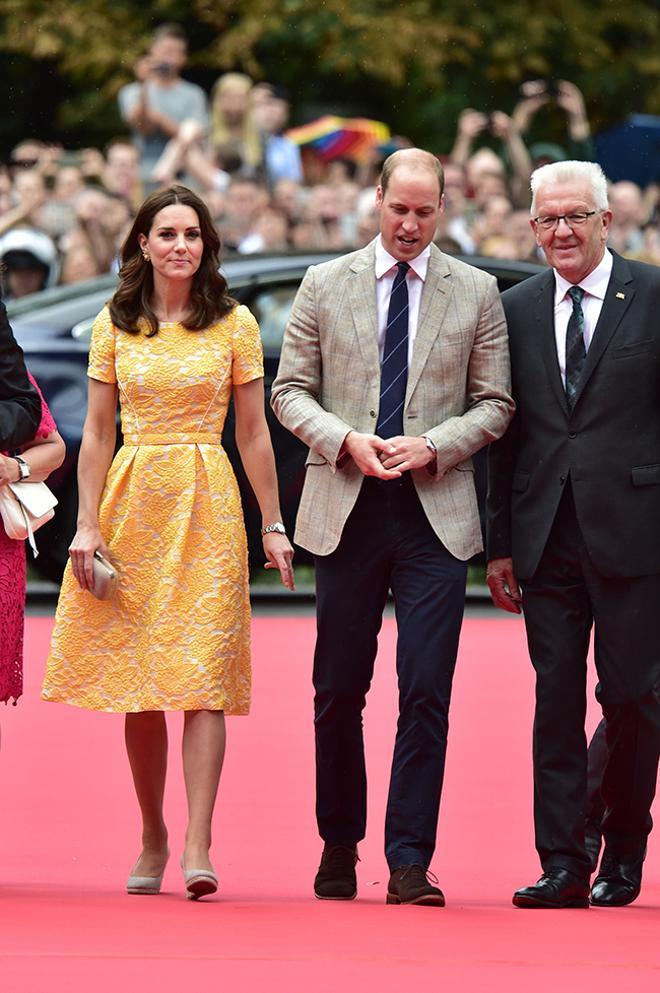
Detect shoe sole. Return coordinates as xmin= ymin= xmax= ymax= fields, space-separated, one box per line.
xmin=126 ymin=874 xmax=164 ymax=895
xmin=186 ymin=878 xmax=218 ymax=900
xmin=314 ymin=891 xmax=357 ymax=901
xmin=386 ymin=893 xmax=445 ymax=906
xmin=513 ymin=896 xmax=590 ymax=909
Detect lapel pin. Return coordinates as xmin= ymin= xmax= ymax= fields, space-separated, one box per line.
xmin=615 ymin=292 xmax=625 ymax=299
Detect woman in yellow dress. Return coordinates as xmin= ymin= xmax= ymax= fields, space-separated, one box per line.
xmin=42 ymin=185 xmax=294 ymax=900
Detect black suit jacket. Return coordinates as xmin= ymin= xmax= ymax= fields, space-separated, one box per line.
xmin=0 ymin=300 xmax=42 ymax=450
xmin=487 ymin=251 xmax=660 ymax=579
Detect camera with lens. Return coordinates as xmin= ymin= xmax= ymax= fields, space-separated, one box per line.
xmin=153 ymin=62 xmax=175 ymax=78
xmin=519 ymin=79 xmax=561 ymax=99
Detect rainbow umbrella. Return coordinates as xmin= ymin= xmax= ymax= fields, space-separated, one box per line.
xmin=286 ymin=115 xmax=391 ymax=164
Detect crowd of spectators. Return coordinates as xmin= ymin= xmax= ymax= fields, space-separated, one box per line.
xmin=1 ymin=22 xmax=659 ymax=301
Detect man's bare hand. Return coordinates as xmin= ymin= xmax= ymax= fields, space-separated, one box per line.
xmin=556 ymin=80 xmax=587 ymax=118
xmin=486 ymin=557 xmax=522 ymax=614
xmin=490 ymin=111 xmax=515 ymax=140
xmin=457 ymin=109 xmax=489 ymax=138
xmin=379 ymin=435 xmax=435 ymax=473
xmin=134 ymin=55 xmax=155 ymax=83
xmin=177 ymin=119 xmax=205 ymax=146
xmin=344 ymin=432 xmax=402 ymax=479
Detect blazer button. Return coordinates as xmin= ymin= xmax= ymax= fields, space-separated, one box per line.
xmin=568 ymin=432 xmax=577 ymax=439
xmin=369 ymin=409 xmax=377 ymax=418
xmin=560 ymin=475 xmax=566 ymax=484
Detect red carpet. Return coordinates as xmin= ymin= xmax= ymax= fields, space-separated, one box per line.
xmin=0 ymin=614 xmax=657 ymax=992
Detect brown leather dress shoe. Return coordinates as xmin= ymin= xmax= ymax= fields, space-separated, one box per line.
xmin=314 ymin=844 xmax=359 ymax=900
xmin=386 ymin=864 xmax=445 ymax=906
xmin=513 ymin=868 xmax=590 ymax=908
xmin=590 ymin=847 xmax=645 ymax=907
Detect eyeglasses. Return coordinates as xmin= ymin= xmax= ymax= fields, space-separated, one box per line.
xmin=9 ymin=158 xmax=39 ymax=170
xmin=533 ymin=210 xmax=599 ymax=231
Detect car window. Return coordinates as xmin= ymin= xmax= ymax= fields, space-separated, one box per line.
xmin=247 ymin=283 xmax=299 ymax=355
xmin=70 ymin=281 xmax=302 ymax=352
xmin=71 ymin=316 xmax=96 ymax=343
xmin=493 ymin=271 xmax=529 ymax=293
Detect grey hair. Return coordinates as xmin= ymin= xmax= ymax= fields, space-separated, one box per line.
xmin=530 ymin=161 xmax=609 ymax=216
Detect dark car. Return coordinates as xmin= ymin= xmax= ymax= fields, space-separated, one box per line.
xmin=8 ymin=251 xmax=544 ymax=581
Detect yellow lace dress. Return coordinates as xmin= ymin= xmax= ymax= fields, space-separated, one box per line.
xmin=42 ymin=303 xmax=263 ymax=714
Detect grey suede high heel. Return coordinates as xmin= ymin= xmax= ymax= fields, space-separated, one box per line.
xmin=180 ymin=856 xmax=218 ymax=900
xmin=127 ymin=854 xmax=169 ymax=895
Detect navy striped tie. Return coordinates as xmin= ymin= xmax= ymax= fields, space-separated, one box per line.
xmin=377 ymin=261 xmax=410 ymax=438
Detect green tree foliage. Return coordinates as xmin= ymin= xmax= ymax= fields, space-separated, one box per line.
xmin=0 ymin=0 xmax=658 ymax=152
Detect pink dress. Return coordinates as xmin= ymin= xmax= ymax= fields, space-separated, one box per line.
xmin=0 ymin=376 xmax=57 ymax=704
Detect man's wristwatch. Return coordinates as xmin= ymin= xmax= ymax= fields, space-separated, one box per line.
xmin=13 ymin=455 xmax=30 ymax=480
xmin=261 ymin=522 xmax=286 ymax=536
xmin=423 ymin=436 xmax=437 ymax=458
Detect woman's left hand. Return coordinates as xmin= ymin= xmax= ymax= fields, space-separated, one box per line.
xmin=263 ymin=532 xmax=295 ymax=591
xmin=0 ymin=454 xmax=20 ymax=487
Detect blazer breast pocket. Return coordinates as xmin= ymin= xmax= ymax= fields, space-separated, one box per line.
xmin=612 ymin=339 xmax=654 ymax=359
xmin=631 ymin=464 xmax=660 ymax=486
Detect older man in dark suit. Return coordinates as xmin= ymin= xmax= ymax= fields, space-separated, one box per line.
xmin=0 ymin=299 xmax=41 ymax=449
xmin=487 ymin=161 xmax=659 ymax=908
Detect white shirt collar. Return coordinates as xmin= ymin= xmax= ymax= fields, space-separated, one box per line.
xmin=375 ymin=235 xmax=430 ymax=282
xmin=554 ymin=249 xmax=614 ymax=306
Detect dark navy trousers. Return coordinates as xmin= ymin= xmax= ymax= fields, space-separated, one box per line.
xmin=313 ymin=474 xmax=467 ymax=870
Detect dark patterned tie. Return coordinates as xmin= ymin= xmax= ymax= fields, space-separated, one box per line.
xmin=565 ymin=285 xmax=586 ymax=408
xmin=376 ymin=261 xmax=410 ymax=438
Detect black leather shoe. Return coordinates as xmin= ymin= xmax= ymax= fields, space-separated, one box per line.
xmin=513 ymin=868 xmax=590 ymax=908
xmin=386 ymin=864 xmax=445 ymax=906
xmin=590 ymin=847 xmax=645 ymax=907
xmin=314 ymin=844 xmax=359 ymax=900
xmin=585 ymin=820 xmax=603 ymax=873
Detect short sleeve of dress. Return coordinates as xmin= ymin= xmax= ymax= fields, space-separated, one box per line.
xmin=87 ymin=306 xmax=117 ymax=384
xmin=28 ymin=373 xmax=57 ymax=439
xmin=232 ymin=305 xmax=264 ymax=386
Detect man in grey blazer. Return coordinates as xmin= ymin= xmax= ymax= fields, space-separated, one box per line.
xmin=272 ymin=148 xmax=514 ymax=905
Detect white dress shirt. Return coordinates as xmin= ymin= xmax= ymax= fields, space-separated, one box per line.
xmin=374 ymin=236 xmax=430 ymax=365
xmin=553 ymin=249 xmax=613 ymax=385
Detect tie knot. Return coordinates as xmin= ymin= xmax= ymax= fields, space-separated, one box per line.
xmin=395 ymin=261 xmax=410 ymax=280
xmin=568 ymin=285 xmax=585 ymax=305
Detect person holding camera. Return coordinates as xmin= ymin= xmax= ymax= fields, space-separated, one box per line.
xmin=512 ymin=79 xmax=595 ymax=165
xmin=449 ymin=109 xmax=533 ymax=208
xmin=118 ymin=24 xmax=208 ymax=189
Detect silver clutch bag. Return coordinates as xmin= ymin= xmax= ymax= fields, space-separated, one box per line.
xmin=91 ymin=551 xmax=118 ymax=600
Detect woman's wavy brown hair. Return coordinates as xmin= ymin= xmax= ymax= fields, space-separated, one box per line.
xmin=109 ymin=184 xmax=235 ymax=337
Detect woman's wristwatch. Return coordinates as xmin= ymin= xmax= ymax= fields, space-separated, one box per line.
xmin=261 ymin=522 xmax=286 ymax=536
xmin=13 ymin=455 xmax=31 ymax=480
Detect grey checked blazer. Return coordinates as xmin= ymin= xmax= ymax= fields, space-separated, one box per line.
xmin=271 ymin=240 xmax=515 ymax=558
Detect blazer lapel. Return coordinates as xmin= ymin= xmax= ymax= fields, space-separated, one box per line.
xmin=406 ymin=248 xmax=452 ymax=400
xmin=347 ymin=242 xmax=381 ymax=378
xmin=534 ymin=271 xmax=569 ymax=414
xmin=572 ymin=253 xmax=635 ymax=408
